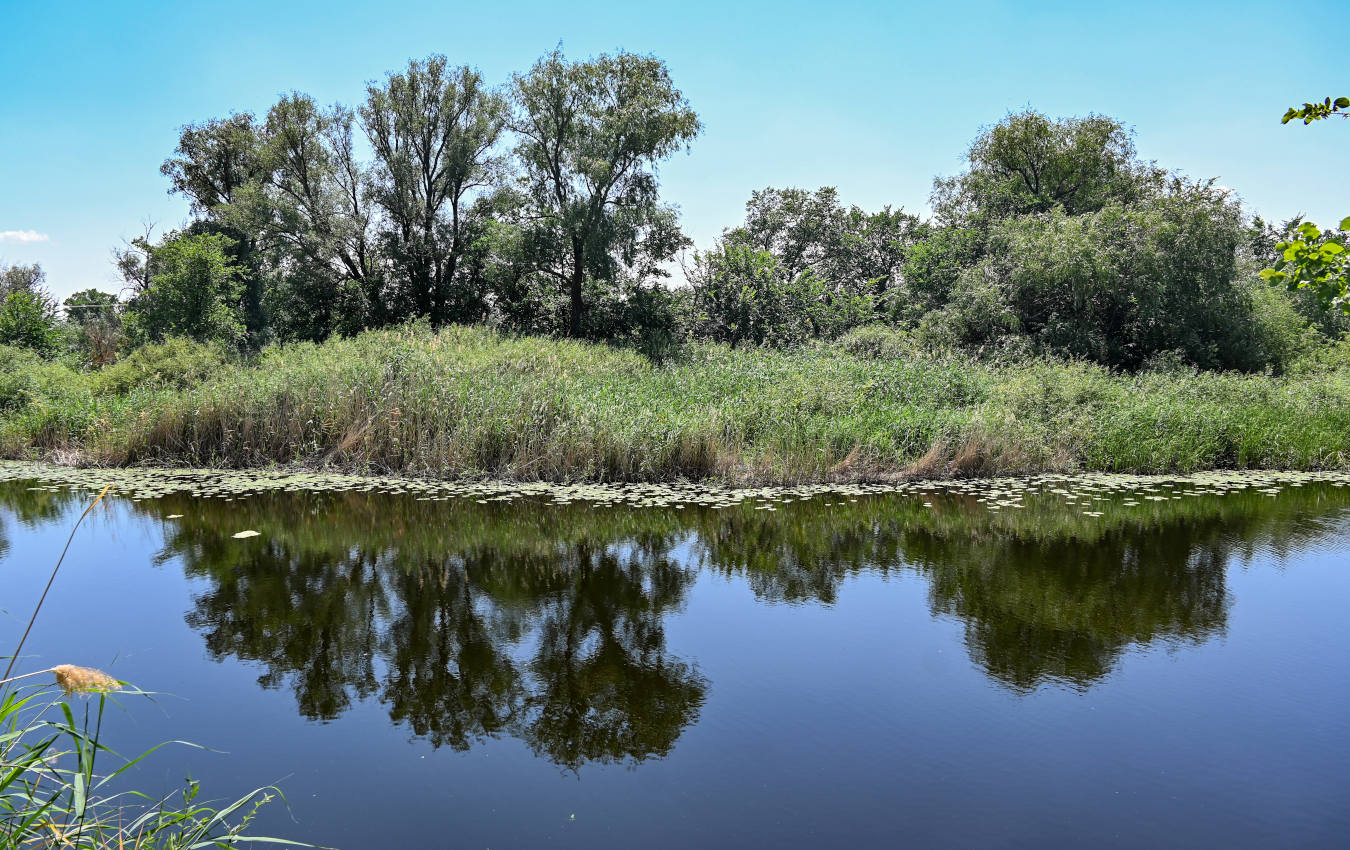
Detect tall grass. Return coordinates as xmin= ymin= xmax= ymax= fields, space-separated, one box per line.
xmin=3 ymin=324 xmax=1350 ymax=482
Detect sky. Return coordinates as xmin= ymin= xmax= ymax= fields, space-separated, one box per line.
xmin=2 ymin=0 xmax=1347 ymax=300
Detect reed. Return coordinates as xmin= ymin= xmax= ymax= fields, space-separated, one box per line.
xmin=3 ymin=324 xmax=1350 ymax=483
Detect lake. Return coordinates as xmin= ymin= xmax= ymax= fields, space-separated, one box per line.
xmin=2 ymin=465 xmax=1348 ymax=848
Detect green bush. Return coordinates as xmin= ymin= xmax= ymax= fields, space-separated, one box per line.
xmin=837 ymin=324 xmax=921 ymax=360
xmin=0 ymin=345 xmax=88 ymax=414
xmin=91 ymin=337 xmax=226 ymax=396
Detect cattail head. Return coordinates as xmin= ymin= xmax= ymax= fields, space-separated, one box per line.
xmin=50 ymin=665 xmax=120 ymax=694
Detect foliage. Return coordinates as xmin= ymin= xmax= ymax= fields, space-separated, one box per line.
xmin=1262 ymin=96 xmax=1349 ymax=314
xmin=689 ymin=243 xmax=873 ymax=348
xmin=62 ymin=289 xmax=122 ymax=368
xmin=123 ymin=233 xmax=245 ymax=346
xmin=0 ymin=263 xmax=59 ymax=356
xmin=929 ymin=183 xmax=1279 ymax=370
xmin=931 ymin=109 xmax=1161 ymax=224
xmin=507 ymin=48 xmax=700 ymax=336
xmin=0 ymin=291 xmax=60 ymax=355
xmin=724 ymin=187 xmax=920 ymax=301
xmin=1282 ymin=95 xmax=1349 ymax=124
xmin=836 ymin=323 xmax=924 ymax=360
xmin=4 ymin=323 xmax=1350 ymax=482
xmin=0 ymin=345 xmax=86 ymax=415
xmin=0 ymin=682 xmax=289 ymax=848
xmin=362 ymin=57 xmax=507 ymax=325
xmin=91 ymin=337 xmax=226 ymax=397
xmin=37 ymin=63 xmax=1350 ymax=371
xmin=1260 ymin=218 xmax=1350 ymax=314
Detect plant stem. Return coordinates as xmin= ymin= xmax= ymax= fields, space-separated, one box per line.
xmin=2 ymin=486 xmax=111 ymax=683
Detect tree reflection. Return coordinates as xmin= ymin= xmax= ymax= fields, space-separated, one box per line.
xmin=150 ymin=493 xmax=706 ymax=769
xmin=2 ymin=476 xmax=1339 ymax=766
xmin=908 ymin=528 xmax=1230 ymax=690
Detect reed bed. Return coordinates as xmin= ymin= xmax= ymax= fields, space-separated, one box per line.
xmin=4 ymin=324 xmax=1350 ymax=482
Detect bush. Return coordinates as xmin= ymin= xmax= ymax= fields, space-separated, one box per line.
xmin=690 ymin=244 xmax=874 ymax=349
xmin=92 ymin=337 xmax=226 ymax=396
xmin=0 ymin=345 xmax=87 ymax=414
xmin=837 ymin=324 xmax=921 ymax=360
xmin=928 ymin=184 xmax=1318 ymax=372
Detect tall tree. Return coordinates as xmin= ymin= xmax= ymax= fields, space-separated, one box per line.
xmin=361 ymin=56 xmax=507 ymax=325
xmin=252 ymin=94 xmax=382 ymax=338
xmin=161 ymin=114 xmax=269 ymax=342
xmin=510 ymin=49 xmax=700 ymax=337
xmin=726 ymin=186 xmax=920 ymax=302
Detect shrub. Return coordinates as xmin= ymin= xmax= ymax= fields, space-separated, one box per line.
xmin=92 ymin=337 xmax=226 ymax=396
xmin=837 ymin=324 xmax=921 ymax=360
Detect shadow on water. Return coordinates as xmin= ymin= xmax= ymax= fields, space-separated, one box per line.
xmin=2 ymin=477 xmax=1348 ymax=768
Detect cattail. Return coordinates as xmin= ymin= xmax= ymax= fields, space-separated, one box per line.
xmin=50 ymin=665 xmax=120 ymax=694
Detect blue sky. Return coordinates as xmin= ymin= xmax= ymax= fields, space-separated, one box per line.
xmin=2 ymin=0 xmax=1347 ymax=300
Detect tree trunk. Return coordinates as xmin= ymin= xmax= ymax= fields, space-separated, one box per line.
xmin=568 ymin=237 xmax=585 ymax=337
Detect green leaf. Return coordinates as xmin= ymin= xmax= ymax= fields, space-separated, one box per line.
xmin=1336 ymin=97 xmax=1350 ymax=109
xmin=1338 ymin=216 xmax=1350 ymax=231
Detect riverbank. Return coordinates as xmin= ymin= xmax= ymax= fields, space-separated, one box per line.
xmin=4 ymin=324 xmax=1350 ymax=483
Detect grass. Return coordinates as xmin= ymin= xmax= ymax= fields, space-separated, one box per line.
xmin=3 ymin=323 xmax=1350 ymax=482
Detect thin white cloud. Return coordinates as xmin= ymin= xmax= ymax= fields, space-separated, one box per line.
xmin=0 ymin=230 xmax=51 ymax=243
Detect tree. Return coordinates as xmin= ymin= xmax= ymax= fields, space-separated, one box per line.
xmin=932 ymin=109 xmax=1160 ymax=224
xmin=1261 ymin=96 xmax=1350 ymax=314
xmin=124 ymin=233 xmax=245 ymax=345
xmin=690 ymin=242 xmax=872 ymax=348
xmin=362 ymin=57 xmax=507 ymax=325
xmin=62 ymin=289 xmax=122 ymax=366
xmin=0 ymin=263 xmax=59 ymax=354
xmin=725 ymin=186 xmax=920 ymax=307
xmin=161 ymin=114 xmax=269 ymax=343
xmin=0 ymin=292 xmax=59 ymax=354
xmin=251 ymin=94 xmax=381 ymax=339
xmin=1 ymin=262 xmax=47 ymax=297
xmin=509 ymin=48 xmax=700 ymax=337
xmin=929 ymin=181 xmax=1279 ymax=370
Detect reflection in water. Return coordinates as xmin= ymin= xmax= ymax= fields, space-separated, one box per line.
xmin=154 ymin=500 xmax=706 ymax=768
xmin=2 ymin=478 xmax=1347 ymax=767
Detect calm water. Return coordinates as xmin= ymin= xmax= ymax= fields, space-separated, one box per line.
xmin=2 ymin=473 xmax=1348 ymax=848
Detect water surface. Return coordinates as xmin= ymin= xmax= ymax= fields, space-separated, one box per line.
xmin=2 ymin=469 xmax=1348 ymax=848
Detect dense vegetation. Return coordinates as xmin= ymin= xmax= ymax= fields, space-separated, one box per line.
xmin=2 ymin=50 xmax=1346 ymax=480
xmin=3 ymin=325 xmax=1350 ymax=482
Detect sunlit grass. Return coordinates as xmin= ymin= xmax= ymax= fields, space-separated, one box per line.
xmin=3 ymin=324 xmax=1350 ymax=482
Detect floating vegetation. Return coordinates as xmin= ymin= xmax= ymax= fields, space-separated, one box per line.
xmin=1 ymin=460 xmax=1348 ymax=518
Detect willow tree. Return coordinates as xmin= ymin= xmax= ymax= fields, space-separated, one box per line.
xmin=362 ymin=56 xmax=507 ymax=325
xmin=510 ymin=49 xmax=700 ymax=337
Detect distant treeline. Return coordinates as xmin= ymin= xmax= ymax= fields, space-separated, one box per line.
xmin=3 ymin=48 xmax=1345 ymax=372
